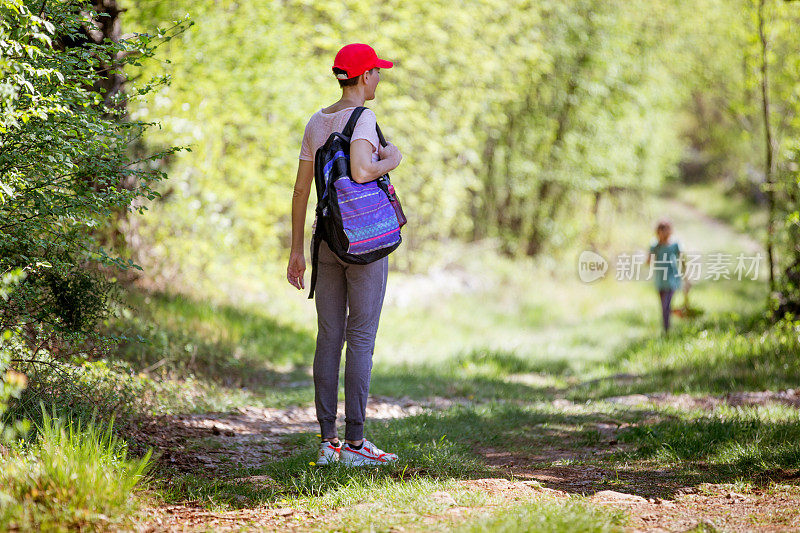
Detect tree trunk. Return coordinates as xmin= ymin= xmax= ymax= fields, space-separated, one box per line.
xmin=84 ymin=1 xmax=126 ymax=114
xmin=758 ymin=0 xmax=777 ymax=292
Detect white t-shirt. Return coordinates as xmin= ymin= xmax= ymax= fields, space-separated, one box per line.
xmin=299 ymin=106 xmax=380 ymax=163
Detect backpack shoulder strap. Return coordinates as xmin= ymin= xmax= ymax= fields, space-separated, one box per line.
xmin=343 ymin=106 xmax=389 ymax=148
xmin=375 ymin=123 xmax=387 ymax=147
xmin=308 ymin=230 xmax=322 ymax=299
xmin=341 ymin=106 xmax=368 ymax=139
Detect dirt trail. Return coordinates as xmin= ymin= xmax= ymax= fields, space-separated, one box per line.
xmin=663 ymin=197 xmax=764 ymax=255
xmin=135 ymin=395 xmax=426 ymax=473
xmin=136 ymin=391 xmax=800 ymax=532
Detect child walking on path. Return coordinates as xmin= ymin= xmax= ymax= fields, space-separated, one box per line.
xmin=286 ymin=44 xmax=403 ymax=466
xmin=647 ymin=219 xmax=683 ymax=333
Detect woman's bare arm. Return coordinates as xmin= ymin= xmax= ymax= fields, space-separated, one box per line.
xmin=349 ymin=139 xmax=401 ymax=184
xmin=287 ymin=159 xmax=314 ymax=290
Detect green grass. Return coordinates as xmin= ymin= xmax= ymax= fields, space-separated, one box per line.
xmin=103 ymin=259 xmax=799 ymax=524
xmin=315 ymin=477 xmax=491 ymax=532
xmin=108 ymin=269 xmax=798 ymax=528
xmin=154 ymin=470 xmax=285 ymax=510
xmin=368 ymin=278 xmax=778 ymax=404
xmin=0 ymin=410 xmax=152 ymax=531
xmin=156 ymin=416 xmax=494 ymax=509
xmin=113 ymin=289 xmax=315 ymax=377
xmin=101 ymin=289 xmax=317 ymax=413
xmin=157 ymin=451 xmax=627 ymax=531
xmin=573 ymin=304 xmax=798 ymax=400
xmin=458 ymin=499 xmax=628 ymax=533
xmin=619 ymin=404 xmax=800 ymax=477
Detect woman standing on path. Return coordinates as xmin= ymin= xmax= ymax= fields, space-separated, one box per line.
xmin=286 ymin=44 xmax=403 ymax=467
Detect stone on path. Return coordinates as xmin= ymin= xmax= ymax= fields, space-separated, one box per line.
xmin=590 ymin=490 xmax=648 ymax=503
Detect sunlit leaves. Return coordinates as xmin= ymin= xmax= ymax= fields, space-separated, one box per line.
xmin=0 ymin=0 xmax=184 ymax=339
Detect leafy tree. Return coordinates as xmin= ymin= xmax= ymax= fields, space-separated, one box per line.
xmin=671 ymin=0 xmax=800 ymax=312
xmin=756 ymin=0 xmax=800 ymax=314
xmin=0 ymin=0 xmax=182 ymax=358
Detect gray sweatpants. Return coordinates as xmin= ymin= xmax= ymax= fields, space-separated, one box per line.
xmin=312 ymin=239 xmax=388 ymax=441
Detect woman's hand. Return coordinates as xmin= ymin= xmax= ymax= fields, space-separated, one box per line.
xmin=378 ymin=141 xmax=402 ymax=168
xmin=350 ymin=139 xmax=401 ymax=183
xmin=287 ymin=251 xmax=306 ymax=290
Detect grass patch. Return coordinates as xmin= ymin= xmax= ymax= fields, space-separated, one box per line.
xmin=154 ymin=470 xmax=284 ymax=510
xmin=0 ymin=410 xmax=152 ymax=531
xmin=101 ymin=288 xmax=318 ymax=413
xmin=371 ymin=359 xmax=562 ymax=403
xmin=619 ymin=405 xmax=800 ymax=477
xmin=457 ymin=498 xmax=628 ymax=533
xmin=257 ymin=417 xmax=492 ymax=499
xmin=314 ymin=477 xmax=493 ymax=532
xmin=2 ymin=181 xmax=789 ymax=531
xmin=572 ymin=308 xmax=800 ymax=399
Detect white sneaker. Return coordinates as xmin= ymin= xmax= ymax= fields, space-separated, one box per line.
xmin=340 ymin=439 xmax=398 ymax=466
xmin=315 ymin=440 xmax=341 ymax=466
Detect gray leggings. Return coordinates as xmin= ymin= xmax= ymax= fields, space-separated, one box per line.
xmin=312 ymin=239 xmax=388 ymax=441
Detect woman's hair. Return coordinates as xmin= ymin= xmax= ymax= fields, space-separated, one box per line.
xmin=333 ymin=67 xmax=375 ymax=88
xmin=656 ymin=218 xmax=673 ymax=232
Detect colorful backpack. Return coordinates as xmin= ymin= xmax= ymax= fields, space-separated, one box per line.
xmin=308 ymin=106 xmax=406 ymax=299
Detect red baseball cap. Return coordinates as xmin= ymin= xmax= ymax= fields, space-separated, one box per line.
xmin=332 ymin=43 xmax=393 ymax=80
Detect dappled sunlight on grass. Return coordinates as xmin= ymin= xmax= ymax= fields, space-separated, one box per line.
xmin=106 ymin=289 xmax=316 ymax=411
xmin=618 ymin=404 xmax=800 ymax=482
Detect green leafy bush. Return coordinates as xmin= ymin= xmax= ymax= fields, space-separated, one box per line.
xmin=9 ymin=358 xmax=151 ymax=430
xmin=0 ymin=0 xmax=184 ymax=361
xmin=1 ymin=269 xmax=30 ymax=441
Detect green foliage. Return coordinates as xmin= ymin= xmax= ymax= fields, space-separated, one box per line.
xmin=0 ymin=354 xmax=27 ymax=441
xmin=776 ymin=141 xmax=800 ymax=313
xmin=0 ymin=0 xmax=183 ymax=357
xmin=0 ymin=409 xmax=152 ymax=531
xmin=45 ymin=267 xmax=111 ymax=333
xmin=9 ymin=357 xmax=151 ymax=430
xmin=122 ymin=0 xmax=687 ymax=290
xmin=0 ymin=270 xmax=30 ymax=442
xmin=116 ymin=0 xmax=800 ymax=304
xmin=673 ymin=0 xmax=800 ymax=308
